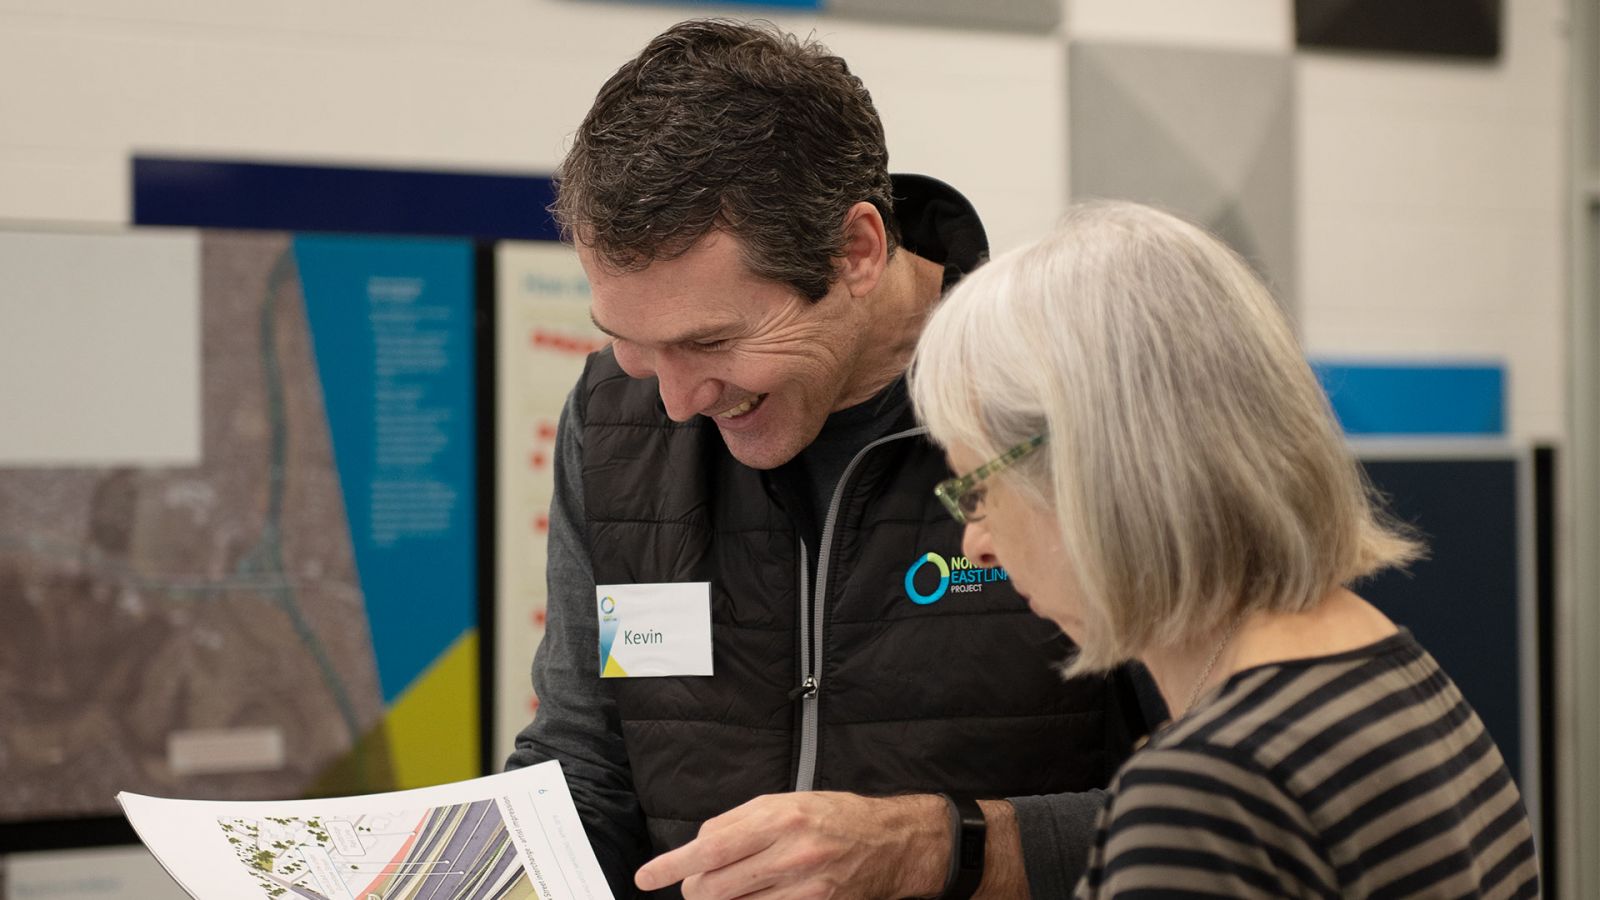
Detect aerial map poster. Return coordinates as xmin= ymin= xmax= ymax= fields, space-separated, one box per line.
xmin=0 ymin=229 xmax=481 ymax=831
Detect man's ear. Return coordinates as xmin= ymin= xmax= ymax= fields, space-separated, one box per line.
xmin=835 ymin=201 xmax=889 ymax=298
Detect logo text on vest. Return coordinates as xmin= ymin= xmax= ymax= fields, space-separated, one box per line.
xmin=904 ymin=552 xmax=1009 ymax=604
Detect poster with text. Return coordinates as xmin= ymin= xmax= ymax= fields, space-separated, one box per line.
xmin=494 ymin=242 xmax=605 ymax=754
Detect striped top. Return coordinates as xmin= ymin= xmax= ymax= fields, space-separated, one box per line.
xmin=1075 ymin=630 xmax=1539 ymax=898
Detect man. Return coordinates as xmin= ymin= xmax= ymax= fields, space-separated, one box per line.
xmin=507 ymin=19 xmax=1155 ymax=899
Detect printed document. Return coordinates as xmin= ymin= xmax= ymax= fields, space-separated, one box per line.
xmin=117 ymin=760 xmax=613 ymax=900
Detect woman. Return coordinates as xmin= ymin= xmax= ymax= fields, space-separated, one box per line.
xmin=909 ymin=201 xmax=1539 ymax=897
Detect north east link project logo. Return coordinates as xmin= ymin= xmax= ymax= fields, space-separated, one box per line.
xmin=598 ymin=594 xmax=627 ymax=677
xmin=903 ymin=552 xmax=1009 ymax=605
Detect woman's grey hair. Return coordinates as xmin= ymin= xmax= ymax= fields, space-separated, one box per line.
xmin=909 ymin=201 xmax=1422 ymax=675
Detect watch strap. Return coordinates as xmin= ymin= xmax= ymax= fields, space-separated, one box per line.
xmin=938 ymin=793 xmax=986 ymax=899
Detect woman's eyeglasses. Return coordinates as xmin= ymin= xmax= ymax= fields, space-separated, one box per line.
xmin=934 ymin=434 xmax=1047 ymax=524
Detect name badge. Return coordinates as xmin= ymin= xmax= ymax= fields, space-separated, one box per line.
xmin=595 ymin=582 xmax=714 ymax=678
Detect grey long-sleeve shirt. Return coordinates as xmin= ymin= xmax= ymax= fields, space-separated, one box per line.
xmin=505 ymin=384 xmax=1124 ymax=898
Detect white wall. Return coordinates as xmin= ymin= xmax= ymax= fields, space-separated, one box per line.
xmin=6 ymin=0 xmax=1565 ymax=440
xmin=1295 ymin=1 xmax=1568 ymax=443
xmin=1069 ymin=0 xmax=1569 ymax=443
xmin=0 ymin=0 xmax=1066 ymax=254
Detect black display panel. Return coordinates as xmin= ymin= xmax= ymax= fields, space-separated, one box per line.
xmin=1355 ymin=448 xmax=1538 ymax=797
xmin=1296 ymin=0 xmax=1502 ymax=59
xmin=1356 ymin=445 xmax=1556 ymax=870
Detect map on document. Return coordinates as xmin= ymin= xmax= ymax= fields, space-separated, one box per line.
xmin=119 ymin=761 xmax=612 ymax=900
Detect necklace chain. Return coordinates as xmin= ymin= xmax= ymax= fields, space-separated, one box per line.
xmin=1184 ymin=618 xmax=1242 ymax=716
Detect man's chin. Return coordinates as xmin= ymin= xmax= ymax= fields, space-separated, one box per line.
xmin=710 ymin=398 xmax=826 ymax=470
xmin=718 ymin=430 xmax=799 ymax=470
xmin=714 ymin=416 xmax=810 ymax=470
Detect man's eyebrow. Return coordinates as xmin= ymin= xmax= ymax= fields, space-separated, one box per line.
xmin=589 ymin=313 xmax=734 ymax=346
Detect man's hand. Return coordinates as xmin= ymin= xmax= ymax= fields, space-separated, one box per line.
xmin=634 ymin=791 xmax=950 ymax=899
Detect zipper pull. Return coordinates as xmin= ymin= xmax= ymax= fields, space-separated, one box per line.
xmin=788 ymin=675 xmax=819 ymax=701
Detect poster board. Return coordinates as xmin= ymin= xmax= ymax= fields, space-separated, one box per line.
xmin=493 ymin=242 xmax=605 ymax=755
xmin=0 ymin=230 xmax=482 ymax=848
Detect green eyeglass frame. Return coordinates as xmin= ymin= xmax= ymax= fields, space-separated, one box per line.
xmin=934 ymin=433 xmax=1048 ymax=524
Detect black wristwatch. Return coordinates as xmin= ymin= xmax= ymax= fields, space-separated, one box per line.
xmin=938 ymin=794 xmax=986 ymax=899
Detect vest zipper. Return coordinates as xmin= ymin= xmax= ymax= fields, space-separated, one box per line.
xmin=792 ymin=426 xmax=929 ymax=793
xmin=792 ymin=539 xmax=816 ymax=704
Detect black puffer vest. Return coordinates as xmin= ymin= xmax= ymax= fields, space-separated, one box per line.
xmin=580 ymin=355 xmax=1140 ymax=855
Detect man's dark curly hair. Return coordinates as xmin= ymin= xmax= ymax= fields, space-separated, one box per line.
xmin=552 ymin=19 xmax=899 ymax=302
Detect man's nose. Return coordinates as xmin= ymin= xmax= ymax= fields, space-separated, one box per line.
xmin=654 ymin=355 xmax=721 ymax=422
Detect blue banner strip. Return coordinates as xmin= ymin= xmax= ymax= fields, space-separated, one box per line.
xmin=295 ymin=235 xmax=477 ymax=702
xmin=1312 ymin=362 xmax=1505 ymax=436
xmin=133 ymin=156 xmax=558 ymax=241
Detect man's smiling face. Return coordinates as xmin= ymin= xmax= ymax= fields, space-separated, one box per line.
xmin=583 ymin=230 xmax=871 ymax=470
